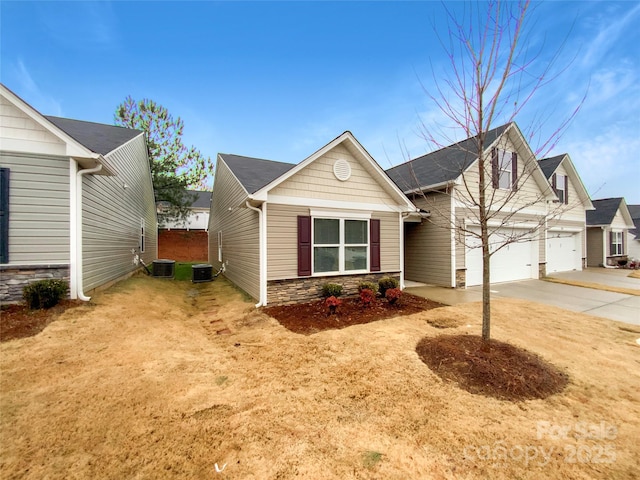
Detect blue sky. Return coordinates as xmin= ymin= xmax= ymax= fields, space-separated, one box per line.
xmin=1 ymin=1 xmax=638 ymax=202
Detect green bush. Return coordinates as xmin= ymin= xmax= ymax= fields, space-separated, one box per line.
xmin=23 ymin=279 xmax=68 ymax=310
xmin=321 ymin=283 xmax=343 ymax=298
xmin=378 ymin=276 xmax=399 ymax=297
xmin=357 ymin=281 xmax=379 ymax=295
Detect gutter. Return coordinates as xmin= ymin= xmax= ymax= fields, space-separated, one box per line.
xmin=245 ymin=201 xmax=266 ymax=307
xmin=75 ymin=163 xmax=103 ymax=301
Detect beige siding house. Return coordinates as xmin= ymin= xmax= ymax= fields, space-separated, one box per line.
xmin=538 ymin=154 xmax=594 ymax=274
xmin=387 ymin=122 xmax=562 ymax=288
xmin=0 ymin=84 xmax=157 ymax=303
xmin=586 ymin=198 xmax=635 ymax=267
xmin=208 ymin=131 xmax=417 ymax=305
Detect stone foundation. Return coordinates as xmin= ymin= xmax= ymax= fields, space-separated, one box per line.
xmin=1 ymin=264 xmax=70 ymax=304
xmin=538 ymin=262 xmax=547 ymax=278
xmin=267 ymin=272 xmax=401 ymax=305
xmin=455 ymin=269 xmax=466 ymax=288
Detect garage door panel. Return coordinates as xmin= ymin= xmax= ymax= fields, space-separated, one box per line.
xmin=547 ymin=233 xmax=581 ymax=273
xmin=466 ymin=227 xmax=539 ymax=286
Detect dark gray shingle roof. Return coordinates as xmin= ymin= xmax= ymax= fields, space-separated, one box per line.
xmin=586 ymin=198 xmax=625 ymax=226
xmin=538 ymin=155 xmax=565 ymax=179
xmin=45 ymin=116 xmax=142 ymax=156
xmin=385 ymin=123 xmax=510 ymax=192
xmin=220 ymin=154 xmax=295 ymax=194
xmin=186 ymin=190 xmax=212 ymax=208
xmin=628 ymin=204 xmax=640 ymax=220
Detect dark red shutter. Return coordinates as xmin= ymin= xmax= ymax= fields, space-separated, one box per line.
xmin=297 ymin=216 xmax=311 ymax=276
xmin=564 ymin=174 xmax=569 ymax=204
xmin=552 ymin=173 xmax=557 ymax=191
xmin=370 ymin=219 xmax=381 ymax=272
xmin=609 ymin=231 xmax=614 ymax=256
xmin=491 ymin=149 xmax=499 ymax=189
xmin=511 ymin=152 xmax=518 ymax=190
xmin=0 ymin=168 xmax=9 ymax=264
xmin=621 ymin=230 xmax=625 ymax=254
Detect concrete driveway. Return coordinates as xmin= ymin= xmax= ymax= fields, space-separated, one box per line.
xmin=405 ymin=268 xmax=640 ymax=325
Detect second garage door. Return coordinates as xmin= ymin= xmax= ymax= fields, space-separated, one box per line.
xmin=465 ymin=227 xmax=539 ymax=287
xmin=547 ymin=232 xmax=582 ymax=274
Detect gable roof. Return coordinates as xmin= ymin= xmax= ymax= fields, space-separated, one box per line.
xmin=45 ymin=116 xmax=142 ymax=156
xmin=628 ymin=204 xmax=640 ymax=220
xmin=538 ymin=155 xmax=565 ymax=179
xmin=385 ymin=123 xmax=510 ymax=192
xmin=188 ymin=190 xmax=212 ymax=209
xmin=220 ymin=154 xmax=295 ymax=194
xmin=587 ymin=197 xmax=634 ymax=227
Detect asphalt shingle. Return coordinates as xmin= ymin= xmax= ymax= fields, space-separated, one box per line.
xmin=586 ymin=198 xmax=625 ymax=226
xmin=221 ymin=154 xmax=295 ymax=194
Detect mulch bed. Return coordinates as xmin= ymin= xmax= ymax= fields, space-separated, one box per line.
xmin=416 ymin=334 xmax=569 ymax=401
xmin=0 ymin=300 xmax=83 ymax=342
xmin=262 ymin=293 xmax=444 ymax=335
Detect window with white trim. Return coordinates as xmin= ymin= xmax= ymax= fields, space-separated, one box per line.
xmin=497 ymin=149 xmax=512 ymax=189
xmin=312 ymin=218 xmax=368 ymax=274
xmin=611 ymin=231 xmax=623 ymax=256
xmin=555 ymin=173 xmax=566 ymax=204
xmin=217 ymin=231 xmax=223 ymax=262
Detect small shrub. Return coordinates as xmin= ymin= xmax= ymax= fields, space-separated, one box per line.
xmin=385 ymin=287 xmax=402 ymax=305
xmin=322 ymin=283 xmax=343 ymax=298
xmin=359 ymin=288 xmax=375 ymax=307
xmin=23 ymin=279 xmax=68 ymax=310
xmin=378 ymin=276 xmax=399 ymax=297
xmin=358 ymin=281 xmax=379 ymax=295
xmin=325 ymin=295 xmax=342 ymax=314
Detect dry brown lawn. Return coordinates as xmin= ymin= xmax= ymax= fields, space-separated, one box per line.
xmin=1 ymin=275 xmax=639 ymax=479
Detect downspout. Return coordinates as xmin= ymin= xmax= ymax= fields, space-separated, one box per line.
xmin=76 ymin=163 xmax=103 ymax=301
xmin=245 ymin=201 xmax=265 ymax=307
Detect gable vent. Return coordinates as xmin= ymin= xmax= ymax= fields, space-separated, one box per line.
xmin=333 ymin=159 xmax=351 ymax=181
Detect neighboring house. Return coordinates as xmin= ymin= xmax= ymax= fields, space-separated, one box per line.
xmin=538 ymin=154 xmax=594 ymax=273
xmin=386 ymin=122 xmax=560 ymax=288
xmin=157 ymin=190 xmax=211 ymax=261
xmin=208 ymin=131 xmax=417 ymax=306
xmin=586 ymin=198 xmax=635 ymax=267
xmin=0 ymin=84 xmax=157 ymax=303
xmin=627 ymin=204 xmax=640 ymax=262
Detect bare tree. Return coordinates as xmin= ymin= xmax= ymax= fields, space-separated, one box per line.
xmin=392 ymin=0 xmax=584 ymax=341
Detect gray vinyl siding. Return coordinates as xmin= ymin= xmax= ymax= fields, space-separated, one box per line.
xmin=208 ymin=159 xmax=260 ymax=300
xmin=404 ymin=193 xmax=453 ymax=286
xmin=82 ymin=135 xmax=157 ymax=292
xmin=0 ymin=152 xmax=70 ymax=265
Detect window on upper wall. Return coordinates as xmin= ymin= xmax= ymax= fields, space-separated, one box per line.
xmin=0 ymin=168 xmax=9 ymax=264
xmin=552 ymin=173 xmax=568 ymax=205
xmin=610 ymin=231 xmax=623 ymax=256
xmin=312 ymin=218 xmax=368 ymax=274
xmin=492 ymin=149 xmax=517 ymax=190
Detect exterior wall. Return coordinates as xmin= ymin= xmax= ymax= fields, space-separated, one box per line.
xmin=0 ymin=97 xmax=67 ymax=156
xmin=627 ymin=232 xmax=640 ymax=261
xmin=267 ymin=272 xmax=400 ymax=305
xmin=0 ymin=152 xmax=71 ymax=265
xmin=269 ymin=144 xmax=396 ymax=206
xmin=158 ymin=230 xmax=208 ymax=261
xmin=161 ymin=208 xmax=210 ymax=230
xmin=548 ymin=162 xmax=587 ymax=222
xmin=208 ymin=159 xmax=260 ymax=300
xmin=82 ymin=135 xmax=158 ymax=292
xmin=586 ymin=227 xmax=604 ymax=267
xmin=266 ymin=203 xmax=401 ymax=281
xmin=404 ymin=193 xmax=453 ymax=286
xmin=0 ymin=264 xmax=70 ymax=304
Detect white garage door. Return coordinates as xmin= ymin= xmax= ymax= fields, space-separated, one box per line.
xmin=466 ymin=227 xmax=539 ymax=287
xmin=547 ymin=232 xmax=581 ymax=274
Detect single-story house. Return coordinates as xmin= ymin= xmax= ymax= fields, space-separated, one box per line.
xmin=586 ymin=198 xmax=635 ymax=267
xmin=0 ymin=83 xmax=157 ymax=303
xmin=157 ymin=190 xmax=211 ymax=261
xmin=537 ymin=153 xmax=594 ymax=273
xmin=627 ymin=204 xmax=640 ymax=262
xmin=385 ymin=122 xmax=572 ymax=287
xmin=208 ymin=131 xmax=417 ymax=306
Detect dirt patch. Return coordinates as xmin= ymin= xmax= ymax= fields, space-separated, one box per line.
xmin=262 ymin=293 xmax=443 ymax=334
xmin=416 ymin=334 xmax=569 ymax=401
xmin=0 ymin=300 xmax=84 ymax=342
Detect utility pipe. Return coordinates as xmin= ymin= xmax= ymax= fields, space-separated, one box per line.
xmin=245 ymin=201 xmax=265 ymax=308
xmin=75 ymin=163 xmax=103 ymax=301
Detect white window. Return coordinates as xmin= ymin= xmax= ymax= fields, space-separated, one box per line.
xmin=555 ymin=173 xmax=566 ymax=204
xmin=139 ymin=218 xmax=145 ymax=253
xmin=611 ymin=231 xmax=623 ymax=256
xmin=312 ymin=218 xmax=368 ymax=274
xmin=217 ymin=231 xmax=223 ymax=262
xmin=497 ymin=149 xmax=512 ymax=190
